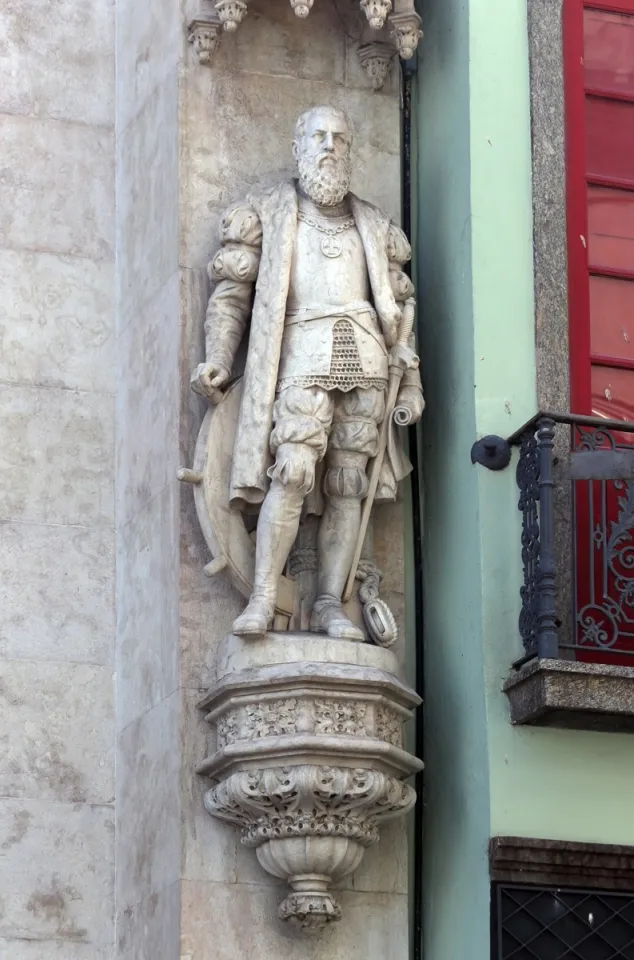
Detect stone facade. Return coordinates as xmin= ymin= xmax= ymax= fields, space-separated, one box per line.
xmin=0 ymin=0 xmax=115 ymax=956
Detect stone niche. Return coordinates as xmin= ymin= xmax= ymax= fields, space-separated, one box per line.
xmin=196 ymin=633 xmax=422 ymax=931
xmin=178 ymin=0 xmax=422 ymax=943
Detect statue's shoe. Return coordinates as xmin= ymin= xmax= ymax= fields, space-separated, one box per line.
xmin=310 ymin=598 xmax=365 ymax=642
xmin=233 ymin=598 xmax=274 ymax=637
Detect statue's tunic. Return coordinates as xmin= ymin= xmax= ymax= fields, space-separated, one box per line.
xmin=278 ymin=199 xmax=388 ymax=392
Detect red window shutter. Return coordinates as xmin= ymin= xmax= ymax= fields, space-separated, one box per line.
xmin=564 ymin=0 xmax=634 ymax=420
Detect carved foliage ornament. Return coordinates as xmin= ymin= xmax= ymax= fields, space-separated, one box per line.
xmin=205 ymin=765 xmax=415 ymax=930
xmin=205 ymin=765 xmax=414 ymax=847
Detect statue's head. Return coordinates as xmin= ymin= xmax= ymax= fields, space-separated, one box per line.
xmin=292 ymin=105 xmax=353 ymax=207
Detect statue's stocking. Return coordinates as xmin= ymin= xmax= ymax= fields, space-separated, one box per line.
xmin=311 ymin=451 xmax=367 ymax=641
xmin=233 ymin=480 xmax=304 ymax=636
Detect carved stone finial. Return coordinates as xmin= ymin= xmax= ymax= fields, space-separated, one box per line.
xmin=360 ymin=0 xmax=392 ymax=29
xmin=188 ymin=17 xmax=222 ymax=65
xmin=389 ymin=9 xmax=423 ymax=60
xmin=357 ymin=42 xmax=394 ymax=91
xmin=214 ymin=0 xmax=247 ymax=31
xmin=290 ymin=0 xmax=314 ymax=17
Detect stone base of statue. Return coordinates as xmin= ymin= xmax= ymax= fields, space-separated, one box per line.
xmin=197 ymin=632 xmax=422 ymax=932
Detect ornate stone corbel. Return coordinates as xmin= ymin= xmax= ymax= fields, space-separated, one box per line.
xmin=188 ymin=16 xmax=222 ymax=65
xmin=289 ymin=0 xmax=315 ymax=17
xmin=214 ymin=0 xmax=247 ymax=31
xmin=359 ymin=0 xmax=392 ymax=30
xmin=197 ymin=633 xmax=422 ymax=932
xmin=357 ymin=42 xmax=395 ymax=91
xmin=388 ymin=8 xmax=423 ymax=60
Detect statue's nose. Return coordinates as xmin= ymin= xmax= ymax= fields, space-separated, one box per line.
xmin=323 ymin=132 xmax=335 ymax=151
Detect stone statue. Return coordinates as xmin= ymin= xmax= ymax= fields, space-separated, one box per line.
xmin=191 ymin=104 xmax=423 ymax=641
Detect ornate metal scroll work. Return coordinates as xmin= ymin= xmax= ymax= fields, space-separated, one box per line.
xmin=517 ymin=428 xmax=540 ymax=657
xmin=574 ymin=426 xmax=634 ymax=655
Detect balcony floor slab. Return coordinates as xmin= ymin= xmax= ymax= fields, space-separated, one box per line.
xmin=504 ymin=657 xmax=634 ymax=732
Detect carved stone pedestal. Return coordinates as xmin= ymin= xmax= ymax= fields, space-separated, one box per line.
xmin=197 ymin=633 xmax=422 ymax=932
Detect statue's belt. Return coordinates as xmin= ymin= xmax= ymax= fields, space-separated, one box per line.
xmin=283 ymin=302 xmax=386 ymax=352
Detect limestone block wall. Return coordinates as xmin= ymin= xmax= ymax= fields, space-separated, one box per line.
xmin=0 ymin=0 xmax=116 ymax=956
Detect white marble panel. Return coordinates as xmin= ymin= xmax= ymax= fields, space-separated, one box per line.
xmin=211 ymin=0 xmax=346 ymax=84
xmin=180 ymin=881 xmax=408 ymax=960
xmin=115 ymin=882 xmax=180 ymax=960
xmin=115 ymin=484 xmax=179 ymax=731
xmin=0 ymin=520 xmax=114 ymax=666
xmin=181 ymin=688 xmax=237 ymax=884
xmin=0 ymin=940 xmax=111 ymax=960
xmin=0 ymin=660 xmax=113 ymax=803
xmin=116 ymin=0 xmax=180 ymax=132
xmin=0 ymin=0 xmax=114 ymax=127
xmin=116 ymin=272 xmax=179 ymax=526
xmin=116 ymin=691 xmax=180 ymax=912
xmin=179 ymin=524 xmax=244 ymax=690
xmin=0 ymin=384 xmax=114 ymax=526
xmin=0 ymin=798 xmax=114 ymax=945
xmin=0 ymin=249 xmax=114 ymax=393
xmin=116 ymin=73 xmax=178 ymax=321
xmin=0 ymin=115 xmax=113 ymax=260
xmin=348 ymin=818 xmax=409 ymax=894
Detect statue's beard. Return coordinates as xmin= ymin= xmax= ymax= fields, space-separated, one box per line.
xmin=297 ymin=153 xmax=352 ymax=207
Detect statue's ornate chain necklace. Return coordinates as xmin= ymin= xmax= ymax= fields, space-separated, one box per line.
xmin=297 ymin=210 xmax=356 ymax=259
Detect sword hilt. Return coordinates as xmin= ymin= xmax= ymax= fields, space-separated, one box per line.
xmin=390 ymin=298 xmax=418 ymax=372
xmin=398 ymin=297 xmax=416 ymax=346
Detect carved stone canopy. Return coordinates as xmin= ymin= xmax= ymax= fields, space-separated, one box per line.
xmin=188 ymin=0 xmax=422 ymax=89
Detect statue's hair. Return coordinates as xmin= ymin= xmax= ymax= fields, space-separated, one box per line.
xmin=294 ymin=105 xmax=353 ymax=144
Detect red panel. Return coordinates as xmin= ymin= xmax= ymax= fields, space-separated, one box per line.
xmin=591 ymin=364 xmax=634 ymax=431
xmin=590 ymin=275 xmax=634 ymax=358
xmin=565 ymin=0 xmax=592 ymax=413
xmin=586 ymin=96 xmax=634 ymax=181
xmin=587 ymin=185 xmax=634 ymax=270
xmin=584 ymin=7 xmax=634 ymax=97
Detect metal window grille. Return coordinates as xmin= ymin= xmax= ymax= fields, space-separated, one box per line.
xmin=492 ymin=884 xmax=634 ymax=959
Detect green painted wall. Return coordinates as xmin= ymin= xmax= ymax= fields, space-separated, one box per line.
xmin=416 ymin=0 xmax=634 ymax=954
xmin=415 ymin=0 xmax=491 ymax=954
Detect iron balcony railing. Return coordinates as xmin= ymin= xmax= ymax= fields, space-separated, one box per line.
xmin=506 ymin=412 xmax=634 ymax=664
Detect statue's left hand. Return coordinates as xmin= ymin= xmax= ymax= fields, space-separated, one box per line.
xmin=394 ymin=385 xmax=425 ymax=425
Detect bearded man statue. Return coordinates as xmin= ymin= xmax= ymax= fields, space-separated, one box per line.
xmin=191 ymin=105 xmax=424 ymax=640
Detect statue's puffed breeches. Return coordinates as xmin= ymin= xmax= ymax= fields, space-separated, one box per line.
xmin=268 ymin=384 xmax=385 ymax=499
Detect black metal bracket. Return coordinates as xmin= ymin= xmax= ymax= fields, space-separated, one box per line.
xmin=470 ymin=435 xmax=512 ymax=471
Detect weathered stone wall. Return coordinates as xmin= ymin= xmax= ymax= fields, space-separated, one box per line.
xmin=0 ymin=0 xmax=115 ymax=955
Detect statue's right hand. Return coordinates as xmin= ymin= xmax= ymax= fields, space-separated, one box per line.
xmin=190 ymin=361 xmax=230 ymax=403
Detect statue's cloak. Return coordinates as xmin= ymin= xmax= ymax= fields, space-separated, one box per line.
xmin=229 ymin=180 xmax=408 ymax=510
